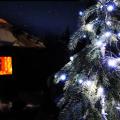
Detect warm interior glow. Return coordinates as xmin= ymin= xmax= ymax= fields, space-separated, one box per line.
xmin=0 ymin=57 xmax=12 ymax=75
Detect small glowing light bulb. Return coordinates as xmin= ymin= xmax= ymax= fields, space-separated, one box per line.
xmin=117 ymin=32 xmax=120 ymax=39
xmin=108 ymin=58 xmax=117 ymax=67
xmin=60 ymin=74 xmax=67 ymax=81
xmin=116 ymin=106 xmax=120 ymax=110
xmin=78 ymin=79 xmax=83 ymax=84
xmin=83 ymin=35 xmax=86 ymax=38
xmin=100 ymin=5 xmax=103 ymax=9
xmin=96 ymin=18 xmax=98 ymax=21
xmin=97 ymin=87 xmax=104 ymax=97
xmin=106 ymin=21 xmax=111 ymax=26
xmin=116 ymin=103 xmax=120 ymax=110
xmin=79 ymin=11 xmax=83 ymax=16
xmin=54 ymin=74 xmax=57 ymax=78
xmin=85 ymin=24 xmax=93 ymax=32
xmin=107 ymin=5 xmax=114 ymax=12
xmin=70 ymin=56 xmax=74 ymax=61
xmin=97 ymin=36 xmax=99 ymax=38
xmin=104 ymin=31 xmax=111 ymax=37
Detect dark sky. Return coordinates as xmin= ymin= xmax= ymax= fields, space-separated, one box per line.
xmin=0 ymin=1 xmax=96 ymax=36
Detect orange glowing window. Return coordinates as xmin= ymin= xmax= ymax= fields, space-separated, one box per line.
xmin=0 ymin=57 xmax=12 ymax=75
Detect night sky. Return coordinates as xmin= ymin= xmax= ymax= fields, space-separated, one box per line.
xmin=0 ymin=1 xmax=96 ymax=36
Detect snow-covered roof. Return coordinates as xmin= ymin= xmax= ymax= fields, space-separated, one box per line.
xmin=0 ymin=18 xmax=45 ymax=48
xmin=0 ymin=29 xmax=17 ymax=43
xmin=0 ymin=18 xmax=8 ymax=24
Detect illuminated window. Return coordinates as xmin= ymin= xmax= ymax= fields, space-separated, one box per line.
xmin=0 ymin=57 xmax=12 ymax=75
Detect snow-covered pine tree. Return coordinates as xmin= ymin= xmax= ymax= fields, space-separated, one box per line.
xmin=54 ymin=0 xmax=120 ymax=120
